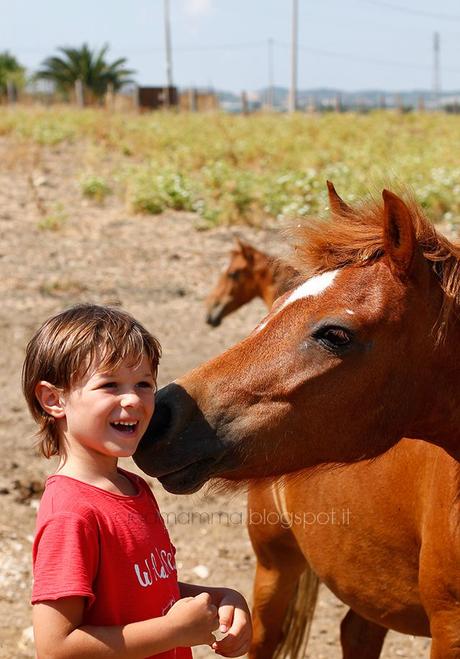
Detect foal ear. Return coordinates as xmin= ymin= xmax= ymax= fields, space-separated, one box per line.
xmin=326 ymin=180 xmax=352 ymax=215
xmin=236 ymin=238 xmax=255 ymax=263
xmin=382 ymin=190 xmax=416 ymax=276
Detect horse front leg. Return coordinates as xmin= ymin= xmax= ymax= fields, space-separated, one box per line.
xmin=340 ymin=608 xmax=388 ymax=659
xmin=419 ymin=537 xmax=460 ymax=658
xmin=247 ymin=485 xmax=317 ymax=659
xmin=429 ymin=611 xmax=460 ymax=658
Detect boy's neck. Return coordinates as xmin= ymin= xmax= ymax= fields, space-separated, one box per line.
xmin=56 ymin=453 xmax=136 ymax=496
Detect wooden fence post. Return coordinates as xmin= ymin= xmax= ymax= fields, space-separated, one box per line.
xmin=75 ymin=79 xmax=85 ymax=107
xmin=6 ymin=81 xmax=17 ymax=104
xmin=241 ymin=91 xmax=249 ymax=115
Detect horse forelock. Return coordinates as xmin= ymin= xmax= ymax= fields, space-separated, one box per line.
xmin=290 ymin=192 xmax=460 ymax=341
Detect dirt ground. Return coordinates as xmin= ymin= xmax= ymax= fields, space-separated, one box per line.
xmin=0 ymin=136 xmax=434 ymax=658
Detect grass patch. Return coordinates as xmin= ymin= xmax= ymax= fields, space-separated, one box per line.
xmin=80 ymin=175 xmax=111 ymax=203
xmin=1 ymin=107 xmax=460 ymax=226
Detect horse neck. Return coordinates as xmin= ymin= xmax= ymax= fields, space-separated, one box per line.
xmin=252 ymin=251 xmax=280 ymax=308
xmin=273 ymin=261 xmax=298 ymax=297
xmin=251 ymin=252 xmax=299 ymax=309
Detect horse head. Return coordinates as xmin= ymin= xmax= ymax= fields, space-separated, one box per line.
xmin=205 ymin=239 xmax=265 ymax=326
xmin=136 ymin=184 xmax=460 ymax=493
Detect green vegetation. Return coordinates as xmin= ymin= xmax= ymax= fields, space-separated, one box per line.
xmin=0 ymin=51 xmax=25 ymax=96
xmin=36 ymin=44 xmax=134 ymax=102
xmin=80 ymin=175 xmax=111 ymax=203
xmin=1 ymin=107 xmax=460 ymax=226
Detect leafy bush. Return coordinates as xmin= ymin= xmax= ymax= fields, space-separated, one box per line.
xmin=128 ymin=170 xmax=195 ymax=215
xmin=80 ymin=175 xmax=111 ymax=203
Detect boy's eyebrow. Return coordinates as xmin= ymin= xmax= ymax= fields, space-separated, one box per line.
xmin=96 ymin=371 xmax=155 ymax=378
xmin=92 ymin=370 xmax=155 ymax=378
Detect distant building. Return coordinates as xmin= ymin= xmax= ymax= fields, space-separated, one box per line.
xmin=136 ymin=86 xmax=178 ymax=110
xmin=179 ymin=89 xmax=219 ymax=112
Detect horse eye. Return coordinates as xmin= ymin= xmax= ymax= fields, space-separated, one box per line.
xmin=228 ymin=271 xmax=240 ymax=281
xmin=314 ymin=326 xmax=353 ymax=351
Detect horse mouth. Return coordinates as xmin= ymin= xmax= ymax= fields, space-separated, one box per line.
xmin=206 ymin=314 xmax=221 ymax=328
xmin=157 ymin=458 xmax=218 ymax=494
xmin=206 ymin=302 xmax=228 ymax=327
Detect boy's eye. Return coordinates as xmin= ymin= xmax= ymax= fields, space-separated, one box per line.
xmin=100 ymin=382 xmax=117 ymax=389
xmin=137 ymin=381 xmax=154 ymax=389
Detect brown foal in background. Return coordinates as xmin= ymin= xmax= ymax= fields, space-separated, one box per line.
xmin=205 ymin=239 xmax=297 ymax=327
xmin=137 ymin=183 xmax=460 ymax=658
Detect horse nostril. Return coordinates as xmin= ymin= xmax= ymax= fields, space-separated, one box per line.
xmin=206 ymin=314 xmax=221 ymax=327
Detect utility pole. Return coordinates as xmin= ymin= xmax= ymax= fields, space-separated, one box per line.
xmin=288 ymin=0 xmax=298 ymax=113
xmin=267 ymin=38 xmax=274 ymax=110
xmin=433 ymin=32 xmax=441 ymax=109
xmin=164 ymin=0 xmax=174 ymax=108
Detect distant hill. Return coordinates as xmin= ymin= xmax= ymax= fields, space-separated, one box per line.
xmin=213 ymin=86 xmax=460 ymax=111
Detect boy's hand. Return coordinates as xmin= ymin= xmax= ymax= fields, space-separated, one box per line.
xmin=166 ymin=592 xmax=219 ymax=648
xmin=211 ymin=588 xmax=252 ymax=657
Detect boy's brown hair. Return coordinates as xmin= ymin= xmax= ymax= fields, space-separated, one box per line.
xmin=22 ymin=304 xmax=161 ymax=458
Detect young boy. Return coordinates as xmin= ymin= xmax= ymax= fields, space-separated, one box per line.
xmin=22 ymin=304 xmax=252 ymax=659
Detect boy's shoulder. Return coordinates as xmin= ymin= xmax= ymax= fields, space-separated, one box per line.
xmin=37 ymin=470 xmax=157 ymax=521
xmin=37 ymin=474 xmax=103 ymax=524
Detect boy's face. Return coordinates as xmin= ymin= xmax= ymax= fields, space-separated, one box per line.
xmin=58 ymin=354 xmax=156 ymax=460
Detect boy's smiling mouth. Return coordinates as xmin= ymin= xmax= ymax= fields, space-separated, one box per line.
xmin=110 ymin=421 xmax=139 ymax=433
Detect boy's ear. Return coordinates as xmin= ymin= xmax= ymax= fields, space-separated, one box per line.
xmin=35 ymin=381 xmax=66 ymax=419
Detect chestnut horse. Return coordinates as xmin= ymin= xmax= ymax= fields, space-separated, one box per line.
xmin=135 ymin=184 xmax=460 ymax=658
xmin=205 ymin=239 xmax=297 ymax=327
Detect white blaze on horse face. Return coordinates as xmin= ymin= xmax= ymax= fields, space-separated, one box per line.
xmin=255 ymin=270 xmax=339 ymax=333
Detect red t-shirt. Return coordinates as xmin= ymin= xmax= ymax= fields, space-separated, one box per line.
xmin=32 ymin=469 xmax=192 ymax=659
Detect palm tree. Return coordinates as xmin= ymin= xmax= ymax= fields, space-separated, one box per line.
xmin=0 ymin=51 xmax=25 ymax=97
xmin=36 ymin=44 xmax=135 ymax=102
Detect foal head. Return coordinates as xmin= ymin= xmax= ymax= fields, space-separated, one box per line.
xmin=205 ymin=239 xmax=267 ymax=327
xmin=136 ymin=184 xmax=460 ymax=493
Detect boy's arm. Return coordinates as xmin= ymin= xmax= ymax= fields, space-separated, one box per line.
xmin=33 ymin=593 xmax=218 ymax=659
xmin=34 ymin=597 xmax=181 ymax=659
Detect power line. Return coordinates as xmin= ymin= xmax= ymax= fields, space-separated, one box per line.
xmin=8 ymin=41 xmax=268 ymax=55
xmin=276 ymin=40 xmax=460 ymax=74
xmin=267 ymin=38 xmax=274 ymax=109
xmin=357 ymin=0 xmax=460 ymax=22
xmin=433 ymin=32 xmax=441 ymax=100
xmin=163 ymin=0 xmax=173 ymax=104
xmin=9 ymin=38 xmax=460 ymax=76
xmin=289 ymin=0 xmax=298 ymax=112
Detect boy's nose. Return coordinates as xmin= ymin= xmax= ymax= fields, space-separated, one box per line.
xmin=120 ymin=392 xmax=141 ymax=407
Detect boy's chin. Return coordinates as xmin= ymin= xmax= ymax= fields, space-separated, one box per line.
xmin=104 ymin=443 xmax=140 ymax=459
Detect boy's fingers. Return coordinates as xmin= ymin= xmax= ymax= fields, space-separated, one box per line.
xmin=218 ymin=603 xmax=234 ymax=633
xmin=212 ymin=637 xmax=250 ymax=658
xmin=195 ymin=592 xmax=212 ymax=604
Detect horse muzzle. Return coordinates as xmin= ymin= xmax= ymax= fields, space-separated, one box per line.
xmin=205 ymin=302 xmax=226 ymax=327
xmin=133 ymin=382 xmax=233 ymax=493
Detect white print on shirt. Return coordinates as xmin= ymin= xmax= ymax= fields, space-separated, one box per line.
xmin=134 ymin=547 xmax=177 ymax=587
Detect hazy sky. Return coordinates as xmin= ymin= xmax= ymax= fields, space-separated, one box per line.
xmin=2 ymin=0 xmax=460 ymax=92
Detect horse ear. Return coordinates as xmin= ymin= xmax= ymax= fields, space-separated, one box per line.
xmin=382 ymin=190 xmax=416 ymax=276
xmin=326 ymin=180 xmax=352 ymax=215
xmin=235 ymin=238 xmax=254 ymax=263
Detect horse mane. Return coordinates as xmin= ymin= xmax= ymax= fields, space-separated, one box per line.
xmin=291 ymin=192 xmax=460 ymax=341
